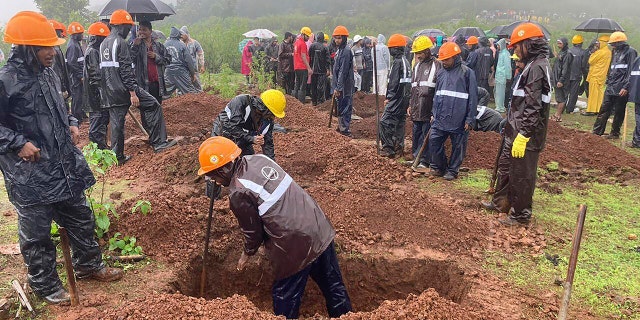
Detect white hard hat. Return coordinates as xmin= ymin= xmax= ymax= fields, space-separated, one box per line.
xmin=353 ymin=35 xmax=363 ymax=43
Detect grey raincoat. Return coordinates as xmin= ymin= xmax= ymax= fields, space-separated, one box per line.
xmin=164 ymin=27 xmax=199 ymax=94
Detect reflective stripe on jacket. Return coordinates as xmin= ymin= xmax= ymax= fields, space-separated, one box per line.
xmin=432 ymin=57 xmax=478 ymax=132
xmin=409 ymin=58 xmax=441 ymax=121
xmin=605 ymin=44 xmax=637 ymax=96
xmin=229 ymin=154 xmax=335 ymax=280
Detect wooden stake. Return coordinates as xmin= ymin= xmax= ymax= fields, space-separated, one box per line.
xmin=59 ymin=228 xmax=80 ymax=306
xmin=557 ymin=205 xmax=588 ymax=320
xmin=622 ymin=105 xmax=628 ymax=147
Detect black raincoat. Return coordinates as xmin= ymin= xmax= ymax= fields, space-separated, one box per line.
xmin=164 ymin=27 xmax=198 ymax=95
xmin=83 ymin=35 xmax=110 ymax=150
xmin=212 ymin=94 xmax=275 ymax=159
xmin=553 ymin=38 xmax=572 ymax=85
xmin=604 ymin=43 xmax=637 ymax=96
xmin=66 ymin=34 xmax=85 ymax=121
xmin=52 ymin=46 xmax=70 ymax=95
xmin=491 ymin=38 xmax=551 ymax=221
xmin=0 ymin=47 xmax=95 ymax=206
xmin=379 ymin=47 xmax=411 ymax=153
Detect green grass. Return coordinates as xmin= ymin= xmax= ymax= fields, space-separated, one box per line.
xmin=458 ymin=171 xmax=640 ymax=319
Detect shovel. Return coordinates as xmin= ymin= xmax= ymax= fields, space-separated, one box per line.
xmin=485 ymin=135 xmax=505 ymax=194
xmin=200 ymin=180 xmax=219 ymax=297
xmin=411 ymin=128 xmax=432 ymax=171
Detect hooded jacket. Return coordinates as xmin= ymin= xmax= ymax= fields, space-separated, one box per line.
xmin=586 ymin=38 xmax=612 ymax=85
xmin=385 ymin=47 xmax=412 ymax=115
xmin=409 ymin=55 xmax=441 ymax=121
xmin=506 ymin=38 xmax=552 ymax=151
xmin=83 ymin=35 xmax=106 ymax=112
xmin=628 ymin=56 xmax=640 ymax=104
xmin=65 ymin=34 xmax=84 ymax=86
xmin=100 ymin=24 xmax=140 ymax=108
xmin=212 ymin=94 xmax=275 ymax=159
xmin=467 ymin=38 xmax=494 ymax=81
xmin=494 ymin=38 xmax=512 ymax=84
xmin=455 ymin=34 xmax=470 ymax=61
xmin=165 ymin=27 xmax=196 ymax=76
xmin=332 ymin=37 xmax=354 ymax=97
xmin=568 ymin=44 xmax=585 ymax=81
xmin=553 ymin=38 xmax=572 ymax=85
xmin=309 ymin=33 xmax=330 ymax=74
xmin=228 ymin=154 xmax=335 ymax=280
xmin=52 ymin=46 xmax=70 ymax=94
xmin=130 ymin=36 xmax=171 ymax=96
xmin=363 ymin=38 xmax=373 ymax=72
xmin=432 ymin=56 xmax=478 ymax=132
xmin=278 ymin=37 xmax=294 ymax=74
xmin=605 ymin=43 xmax=637 ymax=96
xmin=375 ymin=34 xmax=391 ymax=72
xmin=0 ymin=47 xmax=95 ymax=207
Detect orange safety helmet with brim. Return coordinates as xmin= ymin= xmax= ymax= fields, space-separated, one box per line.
xmin=110 ymin=9 xmax=135 ymax=25
xmin=4 ymin=11 xmax=65 ymax=47
xmin=437 ymin=42 xmax=462 ymax=61
xmin=387 ymin=33 xmax=407 ymax=48
xmin=67 ymin=22 xmax=85 ymax=35
xmin=49 ymin=19 xmax=67 ymax=37
xmin=508 ymin=23 xmax=544 ymax=49
xmin=197 ymin=136 xmax=242 ymax=175
xmin=333 ymin=25 xmax=349 ymax=37
xmin=466 ymin=36 xmax=479 ymax=45
xmin=88 ymin=22 xmax=111 ymax=37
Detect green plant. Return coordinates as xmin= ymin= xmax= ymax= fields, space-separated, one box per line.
xmin=108 ymin=232 xmax=143 ymax=256
xmin=217 ymin=63 xmax=240 ymax=98
xmin=82 ymin=142 xmax=119 ymax=238
xmin=132 ymin=200 xmax=152 ymax=215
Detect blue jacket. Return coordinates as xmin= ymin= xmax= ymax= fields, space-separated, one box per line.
xmin=332 ymin=41 xmax=354 ymax=97
xmin=628 ymin=56 xmax=640 ymax=104
xmin=432 ymin=56 xmax=478 ymax=133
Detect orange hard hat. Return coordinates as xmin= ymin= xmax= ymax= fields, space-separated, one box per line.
xmin=466 ymin=36 xmax=479 ymax=45
xmin=437 ymin=42 xmax=462 ymax=61
xmin=67 ymin=22 xmax=85 ymax=35
xmin=3 ymin=11 xmax=65 ymax=47
xmin=49 ymin=19 xmax=67 ymax=37
xmin=197 ymin=136 xmax=242 ymax=175
xmin=110 ymin=9 xmax=135 ymax=25
xmin=88 ymin=22 xmax=110 ymax=37
xmin=333 ymin=25 xmax=349 ymax=37
xmin=387 ymin=33 xmax=407 ymax=48
xmin=508 ymin=23 xmax=544 ymax=49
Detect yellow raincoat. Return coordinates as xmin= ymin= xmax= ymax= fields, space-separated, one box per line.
xmin=586 ymin=36 xmax=612 ymax=113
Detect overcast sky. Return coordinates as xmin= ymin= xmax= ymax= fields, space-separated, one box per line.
xmin=0 ymin=0 xmax=39 ymax=25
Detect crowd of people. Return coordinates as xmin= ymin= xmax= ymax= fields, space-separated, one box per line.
xmin=2 ymin=7 xmax=640 ymax=318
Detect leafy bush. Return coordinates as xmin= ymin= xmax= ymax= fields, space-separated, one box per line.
xmin=108 ymin=232 xmax=143 ymax=256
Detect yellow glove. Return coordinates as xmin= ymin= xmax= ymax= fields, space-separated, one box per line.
xmin=511 ymin=133 xmax=530 ymax=158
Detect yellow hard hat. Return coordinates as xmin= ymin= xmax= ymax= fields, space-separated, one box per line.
xmin=598 ymin=35 xmax=610 ymax=43
xmin=572 ymin=35 xmax=583 ymax=44
xmin=511 ymin=53 xmax=520 ymax=61
xmin=260 ymin=89 xmax=286 ymax=118
xmin=609 ymin=31 xmax=627 ymax=44
xmin=324 ymin=33 xmax=329 ymax=42
xmin=410 ymin=36 xmax=434 ymax=53
xmin=300 ymin=27 xmax=312 ymax=37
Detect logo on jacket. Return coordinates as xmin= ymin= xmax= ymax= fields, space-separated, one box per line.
xmin=102 ymin=48 xmax=110 ymax=60
xmin=261 ymin=166 xmax=280 ymax=180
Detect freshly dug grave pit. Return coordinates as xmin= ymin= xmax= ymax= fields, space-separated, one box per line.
xmin=172 ymin=242 xmax=470 ymax=317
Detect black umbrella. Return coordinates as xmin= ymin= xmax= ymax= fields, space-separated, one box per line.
xmin=574 ymin=18 xmax=624 ymax=33
xmin=452 ymin=27 xmax=485 ymax=38
xmin=412 ymin=28 xmax=446 ymax=39
xmin=488 ymin=25 xmax=506 ymax=37
xmin=99 ymin=0 xmax=176 ymax=22
xmin=498 ymin=21 xmax=551 ymax=40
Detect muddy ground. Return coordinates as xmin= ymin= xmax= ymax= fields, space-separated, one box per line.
xmin=43 ymin=92 xmax=639 ymax=319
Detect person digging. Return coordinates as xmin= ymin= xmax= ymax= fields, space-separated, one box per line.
xmin=197 ymin=136 xmax=352 ymax=319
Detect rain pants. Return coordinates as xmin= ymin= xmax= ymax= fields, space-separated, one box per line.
xmin=66 ymin=34 xmax=86 ymax=122
xmin=586 ymin=39 xmax=612 ymax=113
xmin=0 ymin=47 xmax=103 ymax=297
xmin=227 ymin=154 xmax=351 ymax=318
xmin=100 ymin=24 xmax=170 ymax=160
xmin=494 ymin=39 xmax=511 ymax=112
xmin=83 ymin=35 xmax=109 ymax=150
xmin=211 ymin=94 xmax=275 ymax=159
xmin=629 ymin=57 xmax=640 ymax=147
xmin=429 ymin=56 xmax=477 ymax=177
xmin=164 ymin=27 xmax=199 ymax=95
xmin=309 ymin=35 xmax=330 ymax=105
xmin=379 ymin=47 xmax=411 ymax=155
xmin=592 ymin=43 xmax=637 ymax=136
xmin=332 ymin=37 xmax=355 ymax=135
xmin=490 ymin=39 xmax=551 ymax=222
xmin=409 ymin=56 xmax=441 ymax=164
